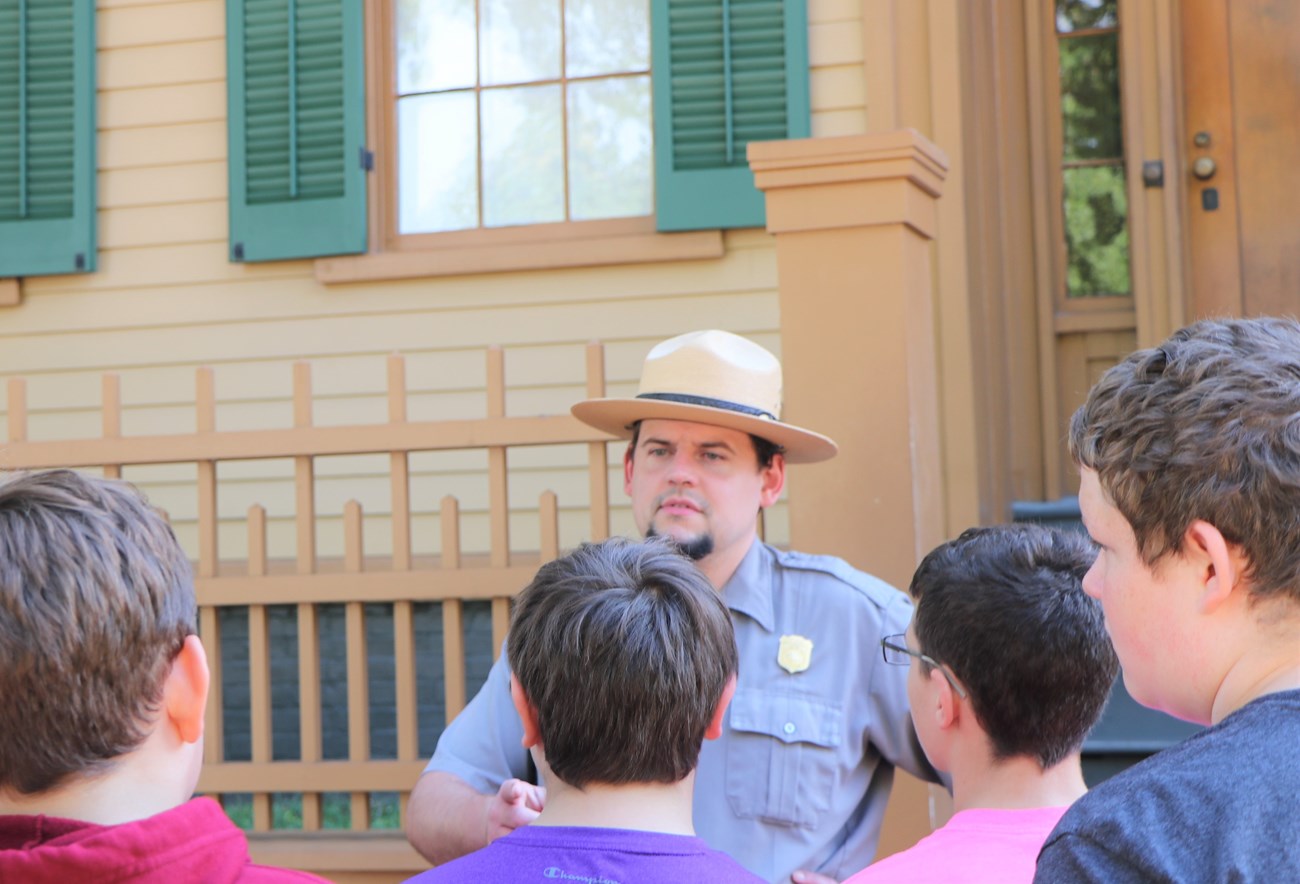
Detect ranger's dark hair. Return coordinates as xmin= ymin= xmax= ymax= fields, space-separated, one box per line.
xmin=909 ymin=524 xmax=1118 ymax=768
xmin=628 ymin=421 xmax=783 ymax=469
xmin=0 ymin=470 xmax=195 ymax=794
xmin=1069 ymin=316 xmax=1300 ymax=604
xmin=507 ymin=536 xmax=738 ymax=788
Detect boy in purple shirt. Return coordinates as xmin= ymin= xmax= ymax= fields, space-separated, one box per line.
xmin=405 ymin=537 xmax=761 ymax=883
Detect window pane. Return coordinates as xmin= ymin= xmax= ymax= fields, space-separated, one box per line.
xmin=482 ymin=85 xmax=564 ymax=226
xmin=1056 ymin=0 xmax=1117 ymax=33
xmin=1060 ymin=33 xmax=1123 ymax=161
xmin=566 ymin=0 xmax=649 ymax=79
xmin=398 ymin=92 xmax=479 ymax=233
xmin=1063 ymin=165 xmax=1131 ymax=297
xmin=568 ymin=76 xmax=652 ymax=220
xmin=481 ymin=0 xmax=561 ymax=86
xmin=396 ymin=0 xmax=477 ymax=94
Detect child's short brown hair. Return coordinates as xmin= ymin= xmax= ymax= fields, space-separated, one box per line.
xmin=507 ymin=536 xmax=738 ymax=788
xmin=1069 ymin=316 xmax=1300 ymax=603
xmin=0 ymin=470 xmax=195 ymax=794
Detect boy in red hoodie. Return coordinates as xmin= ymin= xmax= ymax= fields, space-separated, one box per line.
xmin=0 ymin=469 xmax=325 ymax=883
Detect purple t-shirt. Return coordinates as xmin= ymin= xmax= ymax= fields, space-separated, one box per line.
xmin=405 ymin=825 xmax=763 ymax=883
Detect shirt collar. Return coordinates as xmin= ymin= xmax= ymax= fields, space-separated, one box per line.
xmin=720 ymin=537 xmax=775 ymax=632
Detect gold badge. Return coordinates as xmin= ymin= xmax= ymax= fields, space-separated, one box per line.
xmin=777 ymin=634 xmax=814 ymax=674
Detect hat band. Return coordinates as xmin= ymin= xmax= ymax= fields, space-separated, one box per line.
xmin=636 ymin=392 xmax=778 ymax=422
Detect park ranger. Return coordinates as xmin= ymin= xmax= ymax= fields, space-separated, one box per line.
xmin=405 ymin=330 xmax=936 ymax=884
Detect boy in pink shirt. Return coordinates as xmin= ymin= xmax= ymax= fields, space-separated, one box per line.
xmin=848 ymin=524 xmax=1118 ymax=884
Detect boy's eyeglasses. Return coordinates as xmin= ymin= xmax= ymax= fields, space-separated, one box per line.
xmin=880 ymin=634 xmax=968 ymax=699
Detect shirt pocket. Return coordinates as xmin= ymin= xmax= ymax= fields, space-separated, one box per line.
xmin=725 ymin=688 xmax=844 ymax=828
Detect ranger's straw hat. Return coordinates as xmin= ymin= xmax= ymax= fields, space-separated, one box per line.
xmin=571 ymin=330 xmax=838 ymax=464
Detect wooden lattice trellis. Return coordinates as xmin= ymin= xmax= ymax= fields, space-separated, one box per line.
xmin=2 ymin=343 xmax=615 ymax=880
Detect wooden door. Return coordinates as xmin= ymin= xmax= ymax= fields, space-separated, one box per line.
xmin=1182 ymin=0 xmax=1300 ymax=318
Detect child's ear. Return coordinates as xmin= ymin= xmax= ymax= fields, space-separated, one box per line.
xmin=509 ymin=676 xmax=543 ymax=749
xmin=1184 ymin=519 xmax=1245 ymax=614
xmin=705 ymin=675 xmax=738 ymax=741
xmin=932 ymin=668 xmax=959 ymax=731
xmin=165 ymin=635 xmax=210 ymax=744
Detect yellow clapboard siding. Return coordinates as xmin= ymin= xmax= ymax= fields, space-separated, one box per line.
xmin=2 ymin=349 xmax=600 ymax=415
xmin=181 ymin=507 xmax=612 ymax=563
xmin=809 ymin=0 xmax=861 ymax=24
xmin=10 ymin=277 xmax=336 ymax=334
xmin=4 ymin=336 xmax=764 ymax=465
xmin=101 ymin=121 xmax=226 ymax=170
xmin=135 ymin=465 xmax=592 ymax=525
xmin=100 ymin=40 xmax=224 ymax=90
xmin=0 ymin=294 xmax=780 ymax=374
xmin=725 ymin=228 xmax=780 ymax=252
xmin=812 ymin=64 xmax=868 ymax=111
xmin=100 ymin=201 xmax=227 ymax=249
xmin=814 ymin=109 xmax=870 ymax=138
xmin=810 ymin=20 xmax=865 ymax=67
xmin=9 ymin=254 xmax=779 ymax=332
xmin=25 ymin=243 xmax=310 ymax=293
xmin=166 ymin=492 xmax=610 ymax=556
xmin=11 ymin=264 xmax=778 ymax=342
xmin=3 ymin=0 xmax=801 ymax=605
xmin=101 ymin=162 xmax=227 ymax=209
xmin=20 ymin=384 xmax=594 ymax=448
xmin=100 ymin=0 xmax=224 ymax=50
xmin=100 ymin=0 xmax=190 ymax=8
xmin=21 ymin=234 xmax=777 ymax=304
xmin=101 ymin=81 xmax=226 ymax=130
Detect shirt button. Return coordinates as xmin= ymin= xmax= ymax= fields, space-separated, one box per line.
xmin=783 ymin=722 xmax=796 ymax=735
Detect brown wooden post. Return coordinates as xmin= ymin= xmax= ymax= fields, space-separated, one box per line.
xmin=102 ymin=374 xmax=122 ymax=480
xmin=293 ymin=362 xmax=323 ymax=831
xmin=485 ymin=347 xmax=511 ymax=657
xmin=749 ymin=129 xmax=950 ymax=860
xmin=749 ymin=130 xmax=949 ymax=589
xmin=441 ymin=496 xmax=466 ymax=722
xmin=247 ymin=505 xmax=273 ymax=831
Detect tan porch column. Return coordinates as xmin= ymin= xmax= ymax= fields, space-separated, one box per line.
xmin=749 ymin=129 xmax=949 ymax=590
xmin=749 ymin=131 xmax=951 ymax=863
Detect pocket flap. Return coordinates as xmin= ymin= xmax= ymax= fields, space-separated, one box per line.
xmin=728 ymin=688 xmax=843 ymax=748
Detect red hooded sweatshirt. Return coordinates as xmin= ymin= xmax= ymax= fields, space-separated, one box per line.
xmin=0 ymin=797 xmax=330 ymax=883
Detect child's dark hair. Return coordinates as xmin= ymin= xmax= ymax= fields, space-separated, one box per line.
xmin=909 ymin=524 xmax=1118 ymax=768
xmin=507 ymin=536 xmax=738 ymax=788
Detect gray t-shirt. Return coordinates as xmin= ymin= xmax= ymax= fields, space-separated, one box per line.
xmin=1035 ymin=687 xmax=1300 ymax=883
xmin=425 ymin=538 xmax=935 ymax=883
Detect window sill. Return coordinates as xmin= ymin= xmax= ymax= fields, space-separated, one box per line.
xmin=315 ymin=227 xmax=725 ymax=284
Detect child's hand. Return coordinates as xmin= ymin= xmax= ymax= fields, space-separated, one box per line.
xmin=484 ymin=778 xmax=547 ymax=843
xmin=791 ymin=871 xmax=839 ymax=884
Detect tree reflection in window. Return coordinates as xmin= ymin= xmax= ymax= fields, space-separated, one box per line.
xmin=1056 ymin=0 xmax=1130 ymax=297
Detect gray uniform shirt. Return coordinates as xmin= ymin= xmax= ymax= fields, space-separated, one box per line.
xmin=424 ymin=539 xmax=935 ymax=883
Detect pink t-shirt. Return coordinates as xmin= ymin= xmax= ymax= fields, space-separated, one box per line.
xmin=844 ymin=806 xmax=1068 ymax=884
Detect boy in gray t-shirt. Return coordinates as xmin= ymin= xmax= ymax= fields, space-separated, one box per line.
xmin=1035 ymin=317 xmax=1300 ymax=882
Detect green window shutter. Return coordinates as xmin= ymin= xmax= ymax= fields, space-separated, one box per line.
xmin=0 ymin=0 xmax=96 ymax=277
xmin=227 ymin=0 xmax=367 ymax=262
xmin=652 ymin=0 xmax=809 ymax=232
